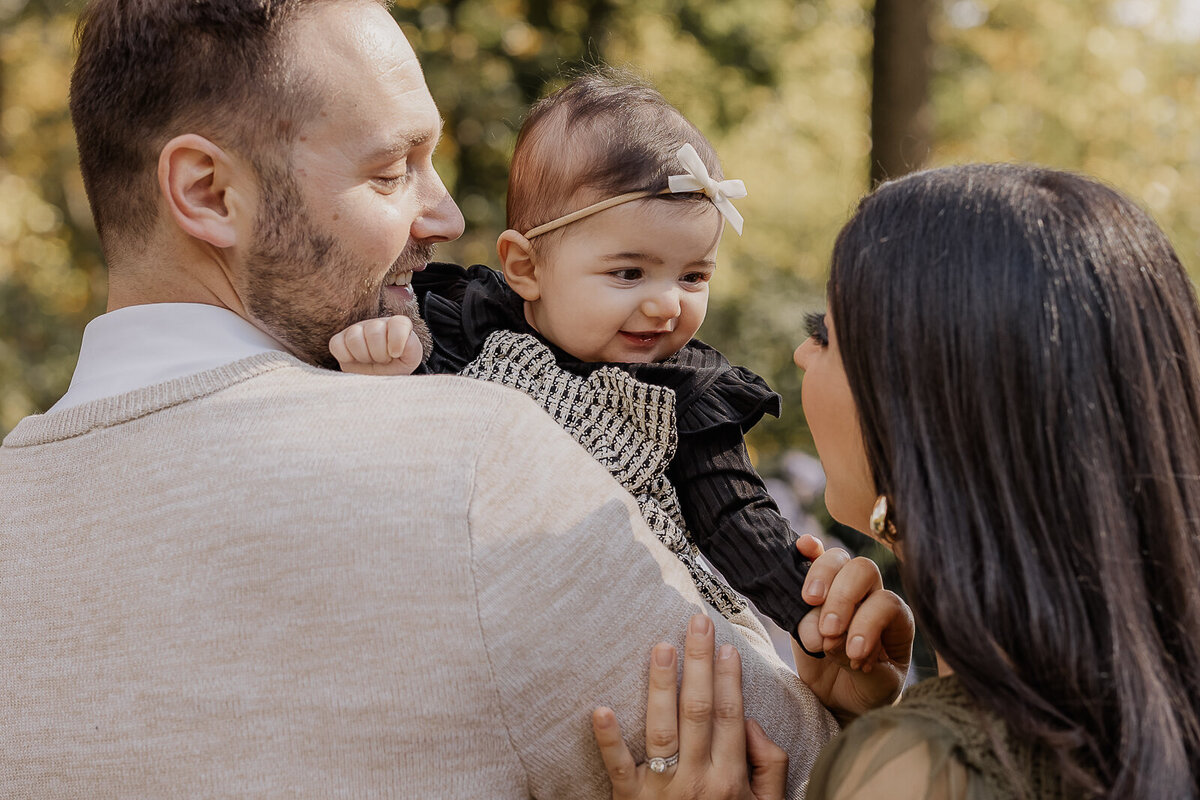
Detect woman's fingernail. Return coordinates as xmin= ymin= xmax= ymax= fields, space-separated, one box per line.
xmin=848 ymin=635 xmax=867 ymax=660
xmin=719 ymin=644 xmax=735 ymax=660
xmin=654 ymin=644 xmax=674 ymax=668
xmin=690 ymin=614 xmax=711 ymax=634
xmin=806 ymin=579 xmax=826 ymax=598
xmin=819 ymin=612 xmax=841 ymax=636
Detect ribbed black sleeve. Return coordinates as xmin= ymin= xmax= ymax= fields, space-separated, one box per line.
xmin=668 ymin=425 xmax=814 ymax=642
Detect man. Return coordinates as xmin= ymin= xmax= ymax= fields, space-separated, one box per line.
xmin=0 ymin=1 xmax=907 ymax=796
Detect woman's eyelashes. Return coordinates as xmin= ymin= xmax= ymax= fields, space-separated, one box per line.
xmin=804 ymin=311 xmax=829 ymax=346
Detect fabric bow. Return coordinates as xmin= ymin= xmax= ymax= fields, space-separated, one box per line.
xmin=667 ymin=143 xmax=748 ymax=235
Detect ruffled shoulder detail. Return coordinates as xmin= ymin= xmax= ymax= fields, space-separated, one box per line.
xmin=415 ymin=262 xmax=529 ymax=375
xmin=807 ymin=677 xmax=1057 ymax=800
xmin=605 ymin=340 xmax=781 ymax=435
xmin=413 ymin=263 xmax=781 ymax=433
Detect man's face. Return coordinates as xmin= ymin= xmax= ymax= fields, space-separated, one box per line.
xmin=241 ymin=2 xmax=464 ymax=368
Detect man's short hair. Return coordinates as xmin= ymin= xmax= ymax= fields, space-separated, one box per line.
xmin=69 ymin=0 xmax=387 ymax=247
xmin=506 ymin=67 xmax=724 ymax=237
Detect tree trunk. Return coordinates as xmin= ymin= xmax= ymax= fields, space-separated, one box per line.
xmin=870 ymin=0 xmax=933 ymax=185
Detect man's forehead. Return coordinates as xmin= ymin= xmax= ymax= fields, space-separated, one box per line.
xmin=287 ymin=3 xmax=425 ymax=98
xmin=288 ymin=2 xmax=441 ymax=151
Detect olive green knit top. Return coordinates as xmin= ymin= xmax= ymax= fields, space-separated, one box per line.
xmin=807 ymin=675 xmax=1062 ymax=800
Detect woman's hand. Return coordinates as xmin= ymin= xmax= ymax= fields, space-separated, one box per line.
xmin=592 ymin=614 xmax=789 ymax=800
xmin=792 ymin=535 xmax=913 ymax=721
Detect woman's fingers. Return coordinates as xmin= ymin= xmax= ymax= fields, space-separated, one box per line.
xmin=745 ymin=718 xmax=789 ymax=800
xmin=843 ymin=586 xmax=908 ymax=668
xmin=678 ymin=614 xmax=716 ymax=765
xmin=710 ymin=643 xmax=747 ymax=777
xmin=592 ymin=707 xmax=641 ymax=800
xmin=817 ymin=556 xmax=883 ymax=648
xmin=645 ymin=642 xmax=680 ymax=771
xmin=801 ymin=546 xmax=851 ymax=606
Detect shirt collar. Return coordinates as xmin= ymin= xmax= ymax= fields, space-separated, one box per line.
xmin=50 ymin=303 xmax=287 ymax=412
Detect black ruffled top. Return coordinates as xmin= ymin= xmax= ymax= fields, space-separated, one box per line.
xmin=415 ymin=262 xmax=814 ymax=639
xmin=415 ymin=262 xmax=782 ymax=435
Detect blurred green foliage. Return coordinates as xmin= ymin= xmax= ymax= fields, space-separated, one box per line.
xmin=3 ymin=0 xmax=1200 ymax=460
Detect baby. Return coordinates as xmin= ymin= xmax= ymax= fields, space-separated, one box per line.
xmin=331 ymin=71 xmax=815 ymax=642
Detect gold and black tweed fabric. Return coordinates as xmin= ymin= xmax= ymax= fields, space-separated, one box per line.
xmin=462 ymin=329 xmax=748 ymax=620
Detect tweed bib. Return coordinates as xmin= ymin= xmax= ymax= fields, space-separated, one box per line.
xmin=462 ymin=330 xmax=747 ymax=619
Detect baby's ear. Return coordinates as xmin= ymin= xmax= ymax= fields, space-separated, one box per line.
xmin=497 ymin=229 xmax=540 ymax=301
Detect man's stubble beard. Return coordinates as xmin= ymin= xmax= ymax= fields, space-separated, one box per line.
xmin=244 ymin=164 xmax=435 ymax=370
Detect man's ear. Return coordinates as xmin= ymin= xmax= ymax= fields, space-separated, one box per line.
xmin=158 ymin=134 xmax=249 ymax=249
xmin=497 ymin=229 xmax=541 ymax=301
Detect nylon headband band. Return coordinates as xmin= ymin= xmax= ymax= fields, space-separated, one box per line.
xmin=523 ymin=189 xmax=669 ymax=239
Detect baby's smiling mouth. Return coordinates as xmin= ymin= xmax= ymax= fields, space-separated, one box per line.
xmin=620 ymin=331 xmax=668 ymax=345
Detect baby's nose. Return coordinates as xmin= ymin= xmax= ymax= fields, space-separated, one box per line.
xmin=641 ymin=287 xmax=682 ymax=320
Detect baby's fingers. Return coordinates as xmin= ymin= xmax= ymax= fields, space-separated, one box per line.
xmin=387 ymin=316 xmax=424 ymax=374
xmin=329 ymin=324 xmax=373 ymax=367
xmin=384 ymin=315 xmax=415 ymax=359
xmin=592 ymin=707 xmax=641 ymax=800
xmin=358 ymin=318 xmax=395 ymax=364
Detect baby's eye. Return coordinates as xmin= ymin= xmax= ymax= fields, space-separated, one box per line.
xmin=681 ymin=271 xmax=712 ymax=285
xmin=610 ymin=268 xmax=643 ymax=281
xmin=804 ymin=311 xmax=829 ymax=347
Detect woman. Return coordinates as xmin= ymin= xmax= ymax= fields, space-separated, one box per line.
xmin=595 ymin=164 xmax=1200 ymax=799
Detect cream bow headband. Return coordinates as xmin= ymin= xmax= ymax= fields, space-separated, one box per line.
xmin=523 ymin=143 xmax=748 ymax=238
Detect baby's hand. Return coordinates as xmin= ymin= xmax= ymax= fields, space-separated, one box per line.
xmin=329 ymin=315 xmax=423 ymax=376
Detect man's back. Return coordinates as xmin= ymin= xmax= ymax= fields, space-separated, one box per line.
xmin=0 ymin=353 xmax=835 ymax=797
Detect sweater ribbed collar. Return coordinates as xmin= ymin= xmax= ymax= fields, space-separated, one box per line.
xmin=3 ymin=352 xmax=301 ymax=449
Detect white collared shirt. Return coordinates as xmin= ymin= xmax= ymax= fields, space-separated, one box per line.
xmin=50 ymin=303 xmax=288 ymax=412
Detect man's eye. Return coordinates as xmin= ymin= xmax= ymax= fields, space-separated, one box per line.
xmin=373 ymin=173 xmax=408 ymax=192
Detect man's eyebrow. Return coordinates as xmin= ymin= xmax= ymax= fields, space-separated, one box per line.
xmin=366 ymin=118 xmax=445 ymax=163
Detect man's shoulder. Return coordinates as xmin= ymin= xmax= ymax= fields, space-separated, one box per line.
xmin=232 ymin=359 xmax=589 ymax=464
xmin=258 ymin=360 xmax=564 ymax=428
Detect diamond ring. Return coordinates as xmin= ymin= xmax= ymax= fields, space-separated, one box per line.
xmin=648 ymin=752 xmax=680 ymax=773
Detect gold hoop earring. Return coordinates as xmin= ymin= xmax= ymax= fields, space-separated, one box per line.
xmin=870 ymin=494 xmax=897 ymax=539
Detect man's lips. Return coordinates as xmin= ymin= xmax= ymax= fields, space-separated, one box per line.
xmin=382 ymin=266 xmax=421 ymax=303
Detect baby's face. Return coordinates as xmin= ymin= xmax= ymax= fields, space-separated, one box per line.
xmin=526 ymin=198 xmax=723 ymax=363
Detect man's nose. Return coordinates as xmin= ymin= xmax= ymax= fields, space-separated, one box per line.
xmin=640 ymin=286 xmax=682 ymax=321
xmin=412 ymin=172 xmax=465 ymax=244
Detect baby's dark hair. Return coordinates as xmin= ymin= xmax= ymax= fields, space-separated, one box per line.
xmin=506 ymin=67 xmax=723 ymax=235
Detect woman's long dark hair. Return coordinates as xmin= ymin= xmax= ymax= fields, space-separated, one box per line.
xmin=829 ymin=164 xmax=1200 ymax=798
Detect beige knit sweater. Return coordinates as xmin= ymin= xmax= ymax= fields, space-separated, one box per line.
xmin=0 ymin=353 xmax=836 ymax=798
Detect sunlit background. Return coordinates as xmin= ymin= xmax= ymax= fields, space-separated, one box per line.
xmin=4 ymin=0 xmax=1200 ymax=454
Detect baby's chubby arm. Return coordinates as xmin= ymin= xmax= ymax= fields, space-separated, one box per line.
xmin=329 ymin=315 xmax=424 ymax=376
